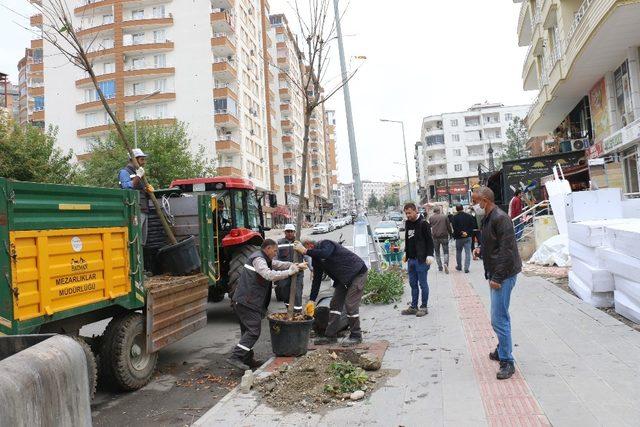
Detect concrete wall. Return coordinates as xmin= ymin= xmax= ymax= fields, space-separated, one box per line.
xmin=0 ymin=335 xmax=92 ymax=427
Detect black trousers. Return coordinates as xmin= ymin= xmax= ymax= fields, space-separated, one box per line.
xmin=231 ymin=303 xmax=263 ymax=360
xmin=325 ymin=271 xmax=367 ymax=339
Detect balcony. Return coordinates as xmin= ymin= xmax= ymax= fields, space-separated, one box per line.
xmin=76 ymin=97 xmax=116 ymax=113
xmin=282 ymin=135 xmax=294 ymax=147
xmin=215 ymin=136 xmax=240 ymax=153
xmin=123 ymin=92 xmax=175 ymax=106
xmin=211 ymin=10 xmax=234 ymax=33
xmin=211 ymin=33 xmax=236 ymax=56
xmin=284 ymin=168 xmax=296 ymax=176
xmin=77 ymin=22 xmax=116 ymax=38
xmin=280 ymin=103 xmax=291 ymax=113
xmin=213 ymin=84 xmax=238 ymax=101
xmin=122 ymin=40 xmax=174 ymax=55
xmin=217 ymin=166 xmax=242 ymax=177
xmin=30 ymin=14 xmax=42 ymax=27
xmin=214 ymin=109 xmax=239 ymax=128
xmin=279 ymin=87 xmax=291 ymax=100
xmin=424 ymin=143 xmax=446 ymax=152
xmin=281 ymin=119 xmax=292 ymax=130
xmin=212 ymin=58 xmax=237 ymax=82
xmin=427 ymin=157 xmax=447 ymax=166
xmin=122 ymin=15 xmax=174 ymax=31
xmin=77 ymin=117 xmax=175 ymax=137
xmin=31 ymin=39 xmax=43 ymax=49
xmin=211 ymin=0 xmax=235 ymax=9
xmin=283 ymin=152 xmax=295 ymax=161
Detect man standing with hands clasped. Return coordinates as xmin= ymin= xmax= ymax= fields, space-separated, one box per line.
xmin=472 ymin=187 xmax=522 ymax=380
xmin=401 ymin=203 xmax=435 ymax=317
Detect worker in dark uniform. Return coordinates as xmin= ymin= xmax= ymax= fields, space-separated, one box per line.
xmin=118 ymin=148 xmax=152 ymax=246
xmin=276 ymin=224 xmax=304 ymax=310
xmin=227 ymin=239 xmax=306 ymax=371
xmin=295 ymin=239 xmax=368 ymax=347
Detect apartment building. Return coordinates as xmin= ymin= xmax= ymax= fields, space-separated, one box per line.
xmin=309 ymin=102 xmax=330 ymax=216
xmin=0 ymin=73 xmax=20 ymax=121
xmin=516 ymin=0 xmax=640 ymax=194
xmin=414 ymin=141 xmax=426 ymax=202
xmin=325 ymin=109 xmax=338 ymax=190
xmin=337 ymin=182 xmax=355 ymax=212
xmin=17 ymin=11 xmax=45 ymax=127
xmin=420 ymin=102 xmax=529 ymax=204
xmin=361 ymin=180 xmax=392 ymax=204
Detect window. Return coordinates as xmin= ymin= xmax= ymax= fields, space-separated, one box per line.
xmin=132 ymin=57 xmax=145 ymax=70
xmin=84 ymin=112 xmax=98 ymax=127
xmin=450 ymin=119 xmax=458 ymax=127
xmin=152 ymin=6 xmax=165 ymax=18
xmin=504 ymin=113 xmax=513 ymax=122
xmin=154 ymin=78 xmax=166 ymax=92
xmin=233 ymin=191 xmax=247 ymax=228
xmin=615 ymin=60 xmax=634 ymax=126
xmin=101 ymin=38 xmax=114 ymax=49
xmin=132 ymin=33 xmax=145 ymax=45
xmin=132 ymin=9 xmax=144 ymax=20
xmin=454 ymin=164 xmax=462 ymax=172
xmin=246 ymin=191 xmax=261 ymax=231
xmin=155 ymin=103 xmax=167 ymax=119
xmin=33 ymin=96 xmax=44 ymax=111
xmin=453 ymin=149 xmax=461 ymax=156
xmin=103 ymin=62 xmax=115 ymax=74
xmin=154 ymin=54 xmax=166 ymax=68
xmin=132 ymin=82 xmax=145 ymax=95
xmin=451 ymin=134 xmax=460 ymax=142
xmin=98 ymin=80 xmax=116 ymax=99
xmin=153 ymin=30 xmax=166 ymax=43
xmin=102 ymin=14 xmax=114 ymax=24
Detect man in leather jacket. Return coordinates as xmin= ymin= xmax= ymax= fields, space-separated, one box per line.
xmin=472 ymin=186 xmax=521 ymax=380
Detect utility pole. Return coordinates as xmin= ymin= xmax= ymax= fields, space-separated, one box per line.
xmin=381 ymin=119 xmax=412 ymax=202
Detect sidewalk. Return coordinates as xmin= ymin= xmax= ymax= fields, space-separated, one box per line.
xmin=195 ymin=256 xmax=640 ymax=426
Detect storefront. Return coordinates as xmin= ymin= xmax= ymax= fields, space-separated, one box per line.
xmin=431 ymin=178 xmax=470 ymax=206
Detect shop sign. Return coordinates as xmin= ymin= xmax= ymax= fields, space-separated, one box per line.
xmin=587 ymin=142 xmax=604 ymax=159
xmin=599 ymin=118 xmax=640 ymax=157
xmin=436 ymin=187 xmax=448 ymax=196
xmin=449 ymin=185 xmax=468 ymax=195
xmin=602 ymin=131 xmax=624 ymax=154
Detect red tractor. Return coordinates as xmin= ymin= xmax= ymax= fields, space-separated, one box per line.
xmin=166 ymin=177 xmax=276 ymax=301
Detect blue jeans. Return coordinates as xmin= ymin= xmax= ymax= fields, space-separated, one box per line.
xmin=455 ymin=237 xmax=472 ymax=271
xmin=407 ymin=258 xmax=429 ymax=308
xmin=514 ymin=218 xmax=524 ymax=240
xmin=490 ymin=274 xmax=517 ymax=362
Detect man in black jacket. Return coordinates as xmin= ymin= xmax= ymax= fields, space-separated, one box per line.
xmin=228 ymin=239 xmax=304 ymax=371
xmin=401 ymin=203 xmax=435 ymax=317
xmin=472 ymin=186 xmax=522 ymax=380
xmin=295 ymin=239 xmax=368 ymax=346
xmin=451 ymin=204 xmax=477 ymax=273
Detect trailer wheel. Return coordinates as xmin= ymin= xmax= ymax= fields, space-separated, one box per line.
xmin=228 ymin=245 xmax=259 ymax=298
xmin=72 ymin=336 xmax=97 ymax=399
xmin=99 ymin=312 xmax=158 ymax=391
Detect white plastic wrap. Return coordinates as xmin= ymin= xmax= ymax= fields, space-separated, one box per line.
xmin=528 ymin=234 xmax=570 ymax=267
xmin=568 ymin=271 xmax=614 ymax=308
xmin=571 ymin=258 xmax=613 ymax=292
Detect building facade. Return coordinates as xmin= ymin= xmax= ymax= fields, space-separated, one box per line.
xmin=361 ymin=180 xmax=392 ymax=205
xmin=414 ymin=141 xmax=426 ymax=203
xmin=17 ymin=11 xmax=45 ymax=128
xmin=516 ymin=0 xmax=640 ymax=193
xmin=420 ymin=102 xmax=529 ymax=204
xmin=325 ymin=109 xmax=338 ymax=191
xmin=0 ymin=74 xmax=20 ymax=121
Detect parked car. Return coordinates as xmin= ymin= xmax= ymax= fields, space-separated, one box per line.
xmin=388 ymin=212 xmax=405 ymax=231
xmin=374 ymin=221 xmax=401 ymax=242
xmin=312 ymin=222 xmax=331 ymax=234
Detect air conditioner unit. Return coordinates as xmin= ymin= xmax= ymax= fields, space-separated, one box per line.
xmin=572 ymin=138 xmax=590 ymax=151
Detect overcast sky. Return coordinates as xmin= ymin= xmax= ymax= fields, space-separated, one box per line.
xmin=0 ymin=0 xmax=534 ymax=183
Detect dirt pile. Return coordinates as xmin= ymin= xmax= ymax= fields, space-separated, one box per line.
xmin=255 ymin=349 xmax=387 ymax=412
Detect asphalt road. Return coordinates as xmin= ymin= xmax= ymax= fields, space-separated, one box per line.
xmin=90 ymin=221 xmax=366 ymax=426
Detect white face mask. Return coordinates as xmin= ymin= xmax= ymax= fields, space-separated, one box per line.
xmin=473 ymin=203 xmax=485 ymax=216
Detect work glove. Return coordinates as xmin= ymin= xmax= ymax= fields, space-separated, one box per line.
xmin=305 ymin=301 xmax=316 ymax=317
xmin=402 ymin=254 xmax=407 ymax=263
xmin=293 ymin=241 xmax=306 ymax=255
xmin=297 ymin=261 xmax=308 ymax=271
xmin=426 ymin=256 xmax=435 ymax=265
xmin=145 ymin=184 xmax=154 ymax=193
xmin=288 ymin=264 xmax=300 ymax=275
xmin=135 ymin=167 xmax=145 ymax=178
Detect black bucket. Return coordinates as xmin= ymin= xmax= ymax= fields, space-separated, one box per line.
xmin=313 ymin=296 xmax=348 ymax=336
xmin=268 ymin=315 xmax=314 ymax=357
xmin=158 ymin=235 xmax=201 ymax=276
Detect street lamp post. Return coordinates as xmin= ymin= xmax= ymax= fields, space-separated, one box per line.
xmin=380 ymin=119 xmax=412 ymax=202
xmin=133 ymin=90 xmax=160 ymax=148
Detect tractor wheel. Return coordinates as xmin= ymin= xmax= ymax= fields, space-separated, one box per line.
xmin=99 ymin=312 xmax=158 ymax=392
xmin=228 ymin=245 xmax=260 ymax=299
xmin=72 ymin=336 xmax=97 ymax=399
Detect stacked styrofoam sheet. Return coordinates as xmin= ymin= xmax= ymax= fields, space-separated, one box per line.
xmin=601 ymin=221 xmax=640 ymax=322
xmin=568 ymin=271 xmax=614 ymax=308
xmin=567 ymin=219 xmax=628 ymax=247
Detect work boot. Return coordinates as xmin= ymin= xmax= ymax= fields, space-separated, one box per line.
xmin=401 ymin=306 xmax=418 ymax=315
xmin=341 ymin=335 xmax=363 ymax=347
xmin=497 ymin=361 xmax=515 ymax=380
xmin=314 ymin=336 xmax=338 ymax=346
xmin=456 ymin=266 xmax=462 ymax=271
xmin=444 ymin=265 xmax=449 ymax=274
xmin=416 ymin=306 xmax=428 ymax=317
xmin=244 ymin=351 xmax=265 ymax=369
xmin=438 ymin=266 xmax=443 ymax=272
xmin=464 ymin=269 xmax=469 ymax=274
xmin=227 ymin=356 xmax=250 ymax=371
xmin=489 ymin=346 xmax=499 ymax=361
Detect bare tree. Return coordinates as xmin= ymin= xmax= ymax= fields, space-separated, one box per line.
xmin=269 ymin=0 xmax=363 ymax=318
xmin=30 ymin=0 xmax=177 ymax=244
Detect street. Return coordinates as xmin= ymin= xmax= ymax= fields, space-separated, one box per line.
xmin=90 ymin=220 xmax=369 ymax=426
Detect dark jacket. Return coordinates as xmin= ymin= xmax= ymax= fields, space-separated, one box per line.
xmin=232 ymin=251 xmax=273 ymax=313
xmin=429 ymin=213 xmax=452 ymax=239
xmin=277 ymin=237 xmax=303 ymax=286
xmin=479 ymin=207 xmax=522 ymax=284
xmin=451 ymin=212 xmax=476 ymax=239
xmin=308 ymin=240 xmax=367 ymax=301
xmin=404 ymin=216 xmax=435 ymax=262
xmin=120 ymin=164 xmax=149 ymax=213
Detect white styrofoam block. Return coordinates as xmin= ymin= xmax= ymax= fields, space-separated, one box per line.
xmin=613 ymin=275 xmax=640 ymax=308
xmin=614 ymin=291 xmax=640 ymax=324
xmin=571 ymin=258 xmax=613 ymax=292
xmin=622 ymin=198 xmax=640 ymax=219
xmin=567 ymin=219 xmax=628 ymax=247
xmin=569 ymin=240 xmax=606 ymax=267
xmin=599 ymin=247 xmax=640 ymax=283
xmin=604 ymin=220 xmax=640 ymax=256
xmin=568 ymin=271 xmax=614 ymax=308
xmin=565 ymin=188 xmax=623 ymax=223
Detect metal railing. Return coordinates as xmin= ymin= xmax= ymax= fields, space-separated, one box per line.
xmin=564 ymin=0 xmax=593 ymax=53
xmin=512 ymin=200 xmax=551 ymax=242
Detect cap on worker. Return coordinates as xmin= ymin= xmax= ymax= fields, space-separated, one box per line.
xmin=284 ymin=224 xmax=296 ymax=231
xmin=131 ymin=148 xmax=147 ymax=159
